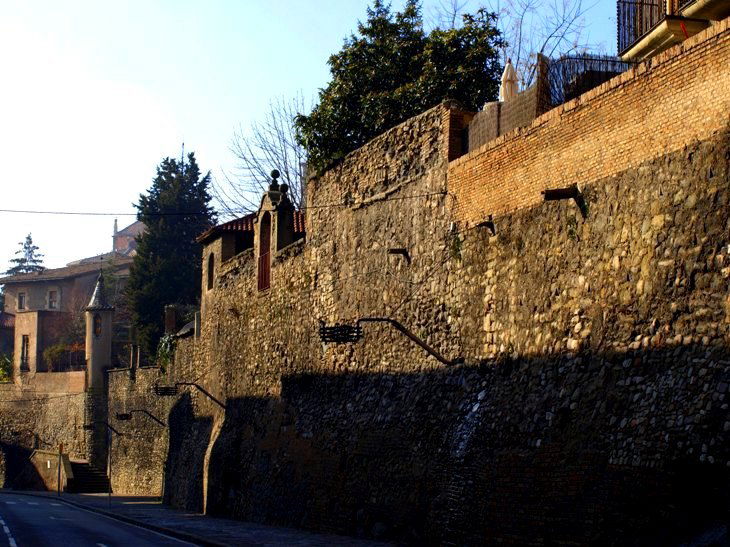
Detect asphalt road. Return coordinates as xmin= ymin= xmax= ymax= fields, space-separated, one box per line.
xmin=0 ymin=493 xmax=196 ymax=546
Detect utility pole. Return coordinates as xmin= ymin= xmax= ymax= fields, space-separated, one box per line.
xmin=107 ymin=428 xmax=112 ymax=510
xmin=57 ymin=443 xmax=63 ymax=497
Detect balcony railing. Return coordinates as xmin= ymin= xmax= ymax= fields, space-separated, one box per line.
xmin=548 ymin=54 xmax=634 ymax=106
xmin=617 ymin=0 xmax=667 ymax=54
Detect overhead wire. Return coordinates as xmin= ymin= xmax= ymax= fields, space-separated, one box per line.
xmin=0 ymin=191 xmax=447 ymax=217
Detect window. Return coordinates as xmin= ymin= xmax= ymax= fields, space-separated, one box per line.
xmin=47 ymin=290 xmax=58 ymax=310
xmin=17 ymin=292 xmax=26 ymax=310
xmin=207 ymin=253 xmax=215 ymax=291
xmin=93 ymin=314 xmax=102 ymax=338
xmin=20 ymin=335 xmax=30 ymax=370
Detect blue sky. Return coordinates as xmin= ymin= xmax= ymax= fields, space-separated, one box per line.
xmin=0 ymin=0 xmax=616 ymax=268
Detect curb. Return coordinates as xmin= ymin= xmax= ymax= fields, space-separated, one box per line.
xmin=0 ymin=490 xmax=227 ymax=547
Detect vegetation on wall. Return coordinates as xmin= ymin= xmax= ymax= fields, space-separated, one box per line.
xmin=155 ymin=333 xmax=175 ymax=373
xmin=5 ymin=234 xmax=45 ymax=275
xmin=295 ymin=0 xmax=503 ymax=173
xmin=0 ymin=353 xmax=11 ymax=381
xmin=126 ymin=153 xmax=216 ymax=359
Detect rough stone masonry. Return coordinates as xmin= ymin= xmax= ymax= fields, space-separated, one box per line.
xmin=107 ymin=20 xmax=730 ymax=545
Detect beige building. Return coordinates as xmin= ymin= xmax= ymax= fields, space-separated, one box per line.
xmin=0 ymin=220 xmax=140 ymax=379
xmin=0 ymin=257 xmax=131 ymax=377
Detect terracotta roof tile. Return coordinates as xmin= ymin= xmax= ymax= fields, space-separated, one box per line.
xmin=197 ymin=211 xmax=306 ymax=243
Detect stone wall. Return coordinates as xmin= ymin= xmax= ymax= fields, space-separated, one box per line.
xmin=107 ymin=366 xmax=169 ymax=496
xmin=0 ymin=383 xmax=88 ymax=489
xmin=105 ymin=24 xmax=730 ymax=545
xmin=450 ymin=18 xmax=730 ymax=225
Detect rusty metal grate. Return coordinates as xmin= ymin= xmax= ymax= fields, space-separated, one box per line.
xmin=152 ymin=385 xmax=179 ymax=396
xmin=319 ymin=323 xmax=363 ymax=344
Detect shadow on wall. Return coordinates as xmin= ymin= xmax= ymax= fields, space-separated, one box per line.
xmin=0 ymin=442 xmax=45 ymax=491
xmin=163 ymin=392 xmax=213 ymax=512
xmin=158 ymin=342 xmax=730 ymax=545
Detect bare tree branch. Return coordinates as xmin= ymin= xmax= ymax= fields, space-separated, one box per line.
xmin=213 ymin=94 xmax=309 ymax=218
xmin=426 ymin=0 xmax=597 ymax=89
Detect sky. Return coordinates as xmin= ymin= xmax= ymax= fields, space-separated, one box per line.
xmin=0 ymin=0 xmax=616 ymax=269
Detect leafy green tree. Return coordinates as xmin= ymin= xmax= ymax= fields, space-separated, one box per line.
xmin=0 ymin=353 xmax=11 ymax=382
xmin=6 ymin=234 xmax=45 ymax=275
xmin=126 ymin=153 xmax=216 ymax=358
xmin=295 ymin=0 xmax=503 ymax=172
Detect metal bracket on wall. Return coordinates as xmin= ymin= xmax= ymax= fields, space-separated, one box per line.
xmin=82 ymin=421 xmax=122 ymax=436
xmin=151 ymin=382 xmax=227 ymax=410
xmin=319 ymin=317 xmax=463 ymax=367
xmin=115 ymin=410 xmax=166 ymax=427
xmin=176 ymin=382 xmax=227 ymax=410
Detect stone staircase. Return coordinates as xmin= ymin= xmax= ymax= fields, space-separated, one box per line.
xmin=67 ymin=461 xmax=110 ymax=493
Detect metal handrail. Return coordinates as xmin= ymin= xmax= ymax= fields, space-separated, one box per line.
xmin=176 ymin=382 xmax=227 ymax=410
xmin=357 ymin=318 xmax=462 ymax=367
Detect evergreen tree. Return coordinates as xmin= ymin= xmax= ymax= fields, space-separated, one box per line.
xmin=6 ymin=234 xmax=45 ymax=275
xmin=295 ymin=0 xmax=503 ymax=172
xmin=126 ymin=152 xmax=216 ymax=358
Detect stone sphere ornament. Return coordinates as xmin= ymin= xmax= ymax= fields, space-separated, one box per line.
xmin=269 ymin=169 xmax=281 ymax=191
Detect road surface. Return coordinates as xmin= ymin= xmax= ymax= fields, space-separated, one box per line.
xmin=0 ymin=493 xmax=195 ymax=546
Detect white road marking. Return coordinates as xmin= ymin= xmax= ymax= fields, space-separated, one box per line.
xmin=59 ymin=502 xmax=196 ymax=545
xmin=26 ymin=502 xmax=39 ymax=505
xmin=51 ymin=503 xmax=61 ymax=506
xmin=1 ymin=494 xmax=195 ymax=545
xmin=3 ymin=502 xmax=15 ymax=505
xmin=97 ymin=543 xmax=109 ymax=547
xmin=1 ymin=517 xmax=16 ymax=547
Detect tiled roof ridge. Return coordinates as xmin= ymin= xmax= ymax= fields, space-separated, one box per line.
xmin=197 ymin=210 xmax=306 ymax=243
xmin=0 ymin=256 xmax=132 ymax=285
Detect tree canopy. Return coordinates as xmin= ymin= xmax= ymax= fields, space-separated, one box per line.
xmin=6 ymin=233 xmax=45 ymax=275
xmin=295 ymin=0 xmax=503 ymax=173
xmin=126 ymin=153 xmax=216 ymax=358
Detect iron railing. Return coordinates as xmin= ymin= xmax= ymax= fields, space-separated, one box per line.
xmin=617 ymin=0 xmax=667 ymax=54
xmin=548 ymin=54 xmax=634 ymax=106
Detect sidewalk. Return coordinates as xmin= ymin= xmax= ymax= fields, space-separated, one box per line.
xmin=2 ymin=490 xmax=390 ymax=546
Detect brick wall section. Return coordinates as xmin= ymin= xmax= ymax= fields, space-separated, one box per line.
xmin=450 ymin=18 xmax=730 ymax=225
xmin=466 ymin=55 xmax=552 ymax=151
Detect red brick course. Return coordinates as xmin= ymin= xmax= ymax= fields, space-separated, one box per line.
xmin=449 ymin=18 xmax=730 ymax=225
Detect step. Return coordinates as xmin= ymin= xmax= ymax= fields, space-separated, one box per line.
xmin=68 ymin=461 xmax=111 ymax=493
